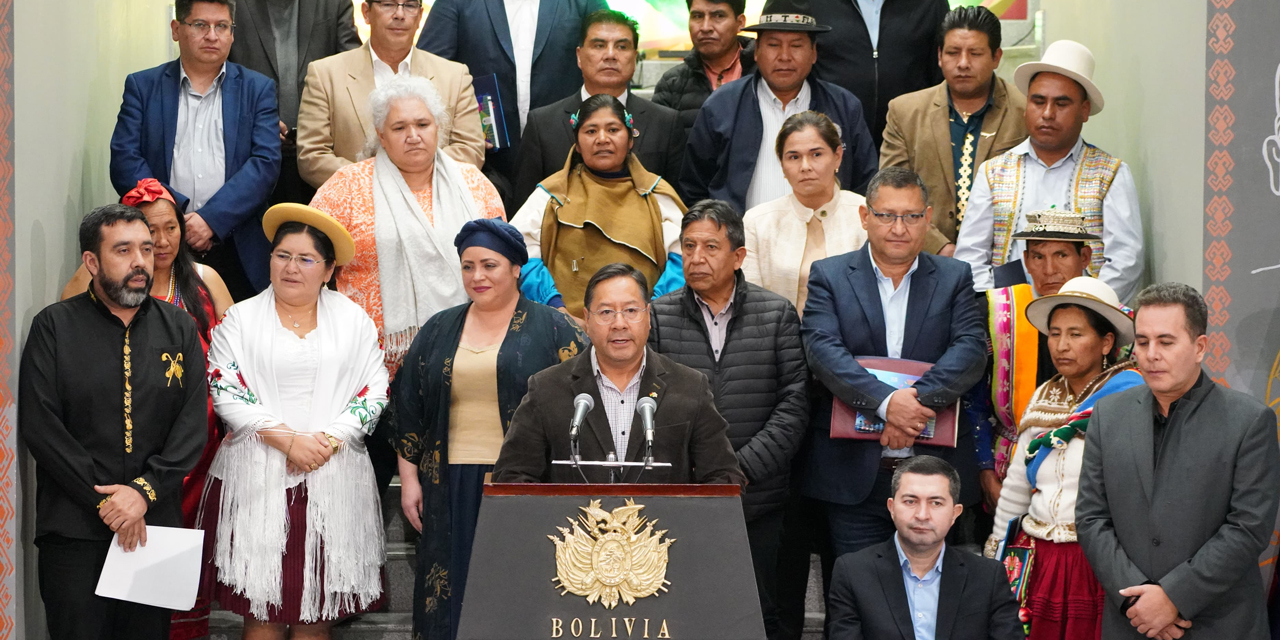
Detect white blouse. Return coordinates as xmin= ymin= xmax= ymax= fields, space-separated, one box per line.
xmin=986 ymin=425 xmax=1088 ymax=555
xmin=742 ymin=189 xmax=868 ymax=309
xmin=273 ymin=323 xmax=319 ymax=434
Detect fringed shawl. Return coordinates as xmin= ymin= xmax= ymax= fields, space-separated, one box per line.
xmin=204 ymin=287 xmax=390 ymax=622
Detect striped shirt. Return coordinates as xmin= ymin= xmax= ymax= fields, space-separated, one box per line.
xmin=590 ymin=347 xmax=647 ymax=457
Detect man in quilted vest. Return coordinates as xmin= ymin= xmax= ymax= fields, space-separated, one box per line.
xmin=953 ymin=40 xmax=1144 ymax=303
xmin=648 ymin=199 xmax=809 ymax=639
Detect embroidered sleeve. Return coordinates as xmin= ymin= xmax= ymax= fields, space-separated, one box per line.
xmin=324 ymin=310 xmax=391 ymax=443
xmin=129 ymin=476 xmax=158 ymax=505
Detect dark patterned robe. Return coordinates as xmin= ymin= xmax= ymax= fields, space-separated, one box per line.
xmin=394 ymin=296 xmax=586 ymax=639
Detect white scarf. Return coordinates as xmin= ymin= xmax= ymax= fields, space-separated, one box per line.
xmin=372 ymin=150 xmax=480 ymax=363
xmin=204 ymin=287 xmax=390 ymax=622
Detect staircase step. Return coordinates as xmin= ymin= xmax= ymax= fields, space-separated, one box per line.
xmin=209 ymin=611 xmax=413 ymax=639
xmin=385 ymin=542 xmax=415 ymax=613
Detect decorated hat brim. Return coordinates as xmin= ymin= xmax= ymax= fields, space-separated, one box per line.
xmin=1011 ymin=230 xmax=1102 ymax=242
xmin=743 ymin=13 xmax=832 ymax=32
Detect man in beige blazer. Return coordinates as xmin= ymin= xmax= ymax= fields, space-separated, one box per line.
xmin=880 ymin=6 xmax=1026 ymax=255
xmin=297 ymin=0 xmax=485 ymax=189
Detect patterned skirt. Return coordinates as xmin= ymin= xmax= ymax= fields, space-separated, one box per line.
xmin=200 ymin=478 xmax=387 ymax=625
xmin=1018 ymin=532 xmax=1105 ymax=640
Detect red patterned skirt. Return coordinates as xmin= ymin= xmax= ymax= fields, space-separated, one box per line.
xmin=199 ymin=478 xmax=386 ymax=626
xmin=1018 ymin=532 xmax=1105 ymax=640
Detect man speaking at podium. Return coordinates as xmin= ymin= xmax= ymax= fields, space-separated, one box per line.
xmin=493 ymin=263 xmax=745 ymax=485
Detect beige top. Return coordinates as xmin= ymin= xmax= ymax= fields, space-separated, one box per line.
xmin=742 ymin=189 xmax=869 ymax=310
xmin=447 ymin=343 xmax=505 ymax=465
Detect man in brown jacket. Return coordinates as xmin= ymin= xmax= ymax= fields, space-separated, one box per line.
xmin=880 ymin=6 xmax=1026 ymax=256
xmin=296 ymin=0 xmax=486 ymax=189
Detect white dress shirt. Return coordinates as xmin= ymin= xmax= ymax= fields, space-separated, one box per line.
xmin=857 ymin=0 xmax=887 ymax=50
xmin=590 ymin=346 xmax=646 ymax=457
xmin=870 ymin=249 xmax=919 ymax=458
xmin=953 ymin=136 xmax=1145 ymax=302
xmin=580 ymin=85 xmax=629 ymax=106
xmin=371 ymin=45 xmax=412 ymax=89
xmin=171 ymin=62 xmax=227 ymax=212
xmin=505 ymin=0 xmax=541 ymax=132
xmin=744 ymin=79 xmax=812 ymax=210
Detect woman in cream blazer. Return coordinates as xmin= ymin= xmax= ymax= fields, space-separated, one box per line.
xmin=743 ymin=111 xmax=867 ymax=314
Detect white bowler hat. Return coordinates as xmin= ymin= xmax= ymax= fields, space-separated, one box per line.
xmin=1015 ymin=40 xmax=1105 ymax=115
xmin=1025 ymin=276 xmax=1135 ymax=348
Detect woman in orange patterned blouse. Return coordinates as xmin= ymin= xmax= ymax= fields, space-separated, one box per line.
xmin=310 ymin=76 xmax=505 ymax=378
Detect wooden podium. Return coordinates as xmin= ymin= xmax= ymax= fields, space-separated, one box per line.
xmin=457 ymin=484 xmax=765 ymax=640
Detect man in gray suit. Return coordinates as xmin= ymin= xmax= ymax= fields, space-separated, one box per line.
xmin=229 ymin=0 xmax=361 ymax=204
xmin=1077 ymin=282 xmax=1280 ymax=639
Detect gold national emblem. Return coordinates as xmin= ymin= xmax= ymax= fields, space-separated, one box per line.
xmin=548 ymin=499 xmax=674 ymax=609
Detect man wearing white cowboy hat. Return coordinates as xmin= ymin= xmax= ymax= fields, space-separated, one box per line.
xmin=679 ymin=0 xmax=879 ymax=215
xmin=953 ymin=40 xmax=1144 ymax=304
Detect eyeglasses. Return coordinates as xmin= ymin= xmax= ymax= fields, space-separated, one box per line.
xmin=369 ymin=0 xmax=423 ymax=14
xmin=181 ymin=20 xmax=235 ymax=38
xmin=272 ymin=251 xmax=324 ymax=269
xmin=589 ymin=306 xmax=648 ymax=325
xmin=868 ymin=206 xmax=929 ymax=227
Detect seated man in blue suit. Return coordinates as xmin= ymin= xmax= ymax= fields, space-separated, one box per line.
xmin=110 ymin=0 xmax=282 ymax=299
xmin=827 ymin=455 xmax=1023 ymax=640
xmin=679 ymin=0 xmax=878 ymax=216
xmin=799 ymin=167 xmax=987 ymax=577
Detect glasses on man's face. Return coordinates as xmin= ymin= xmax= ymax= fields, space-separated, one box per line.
xmin=272 ymin=251 xmax=323 ymax=270
xmin=370 ymin=0 xmax=423 ymax=14
xmin=182 ymin=20 xmax=235 ymax=38
xmin=868 ymin=206 xmax=929 ymax=227
xmin=589 ymin=306 xmax=648 ymax=325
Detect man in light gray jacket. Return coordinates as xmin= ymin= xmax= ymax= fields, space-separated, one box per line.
xmin=1077 ymin=282 xmax=1280 ymax=639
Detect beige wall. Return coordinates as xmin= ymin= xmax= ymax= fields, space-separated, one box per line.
xmin=1039 ymin=0 xmax=1208 ymax=288
xmin=14 ymin=0 xmax=175 ymax=635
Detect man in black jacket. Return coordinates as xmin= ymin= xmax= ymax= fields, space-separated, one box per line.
xmin=648 ymin=200 xmax=809 ymax=640
xmin=809 ymin=0 xmax=950 ymax=148
xmin=513 ymin=10 xmax=686 ymax=208
xmin=652 ymin=0 xmax=758 ymax=134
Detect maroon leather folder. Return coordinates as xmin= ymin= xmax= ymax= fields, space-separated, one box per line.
xmin=830 ymin=357 xmax=959 ymax=448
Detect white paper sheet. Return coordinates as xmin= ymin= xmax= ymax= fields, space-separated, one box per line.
xmin=94 ymin=525 xmax=205 ymax=611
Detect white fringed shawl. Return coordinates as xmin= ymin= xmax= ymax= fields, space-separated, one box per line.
xmin=373 ymin=150 xmax=481 ymax=365
xmin=204 ymin=287 xmax=390 ymax=622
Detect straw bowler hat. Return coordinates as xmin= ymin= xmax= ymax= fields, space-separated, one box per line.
xmin=1025 ymin=276 xmax=1135 ymax=347
xmin=1015 ymin=40 xmax=1105 ymax=115
xmin=262 ymin=203 xmax=356 ymax=266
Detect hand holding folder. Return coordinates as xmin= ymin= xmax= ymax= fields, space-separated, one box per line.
xmin=830 ymin=357 xmax=959 ymax=448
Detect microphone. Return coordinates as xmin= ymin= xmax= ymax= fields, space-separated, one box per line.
xmin=569 ymin=393 xmax=594 ymax=445
xmin=637 ymin=397 xmax=658 ymax=466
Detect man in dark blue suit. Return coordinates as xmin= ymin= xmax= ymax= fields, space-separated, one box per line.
xmin=110 ymin=0 xmax=282 ymax=299
xmin=418 ymin=0 xmax=608 ymax=191
xmin=799 ymin=166 xmax=986 ymax=574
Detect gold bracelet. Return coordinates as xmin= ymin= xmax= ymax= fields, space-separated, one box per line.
xmin=285 ymin=431 xmax=297 ymax=459
xmin=325 ymin=434 xmax=341 ymax=454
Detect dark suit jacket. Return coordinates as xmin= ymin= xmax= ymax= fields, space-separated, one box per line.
xmin=680 ymin=72 xmax=879 ymax=215
xmin=827 ymin=539 xmax=1024 ymax=640
xmin=513 ymin=92 xmax=687 ymax=208
xmin=1077 ymin=373 xmax=1280 ymax=639
xmin=492 ymin=347 xmax=746 ymax=485
xmin=799 ymin=246 xmax=987 ymax=507
xmin=227 ymin=0 xmax=361 ymax=125
xmin=418 ymin=0 xmax=610 ymax=178
xmin=109 ymin=60 xmax=281 ymax=291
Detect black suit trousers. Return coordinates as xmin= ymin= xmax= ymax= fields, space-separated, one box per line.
xmin=37 ymin=534 xmax=172 ymax=640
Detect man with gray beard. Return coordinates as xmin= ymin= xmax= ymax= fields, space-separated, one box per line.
xmin=19 ymin=204 xmax=208 ymax=640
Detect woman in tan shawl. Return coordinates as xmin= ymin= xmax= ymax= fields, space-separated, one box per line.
xmin=512 ymin=94 xmax=686 ymax=319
